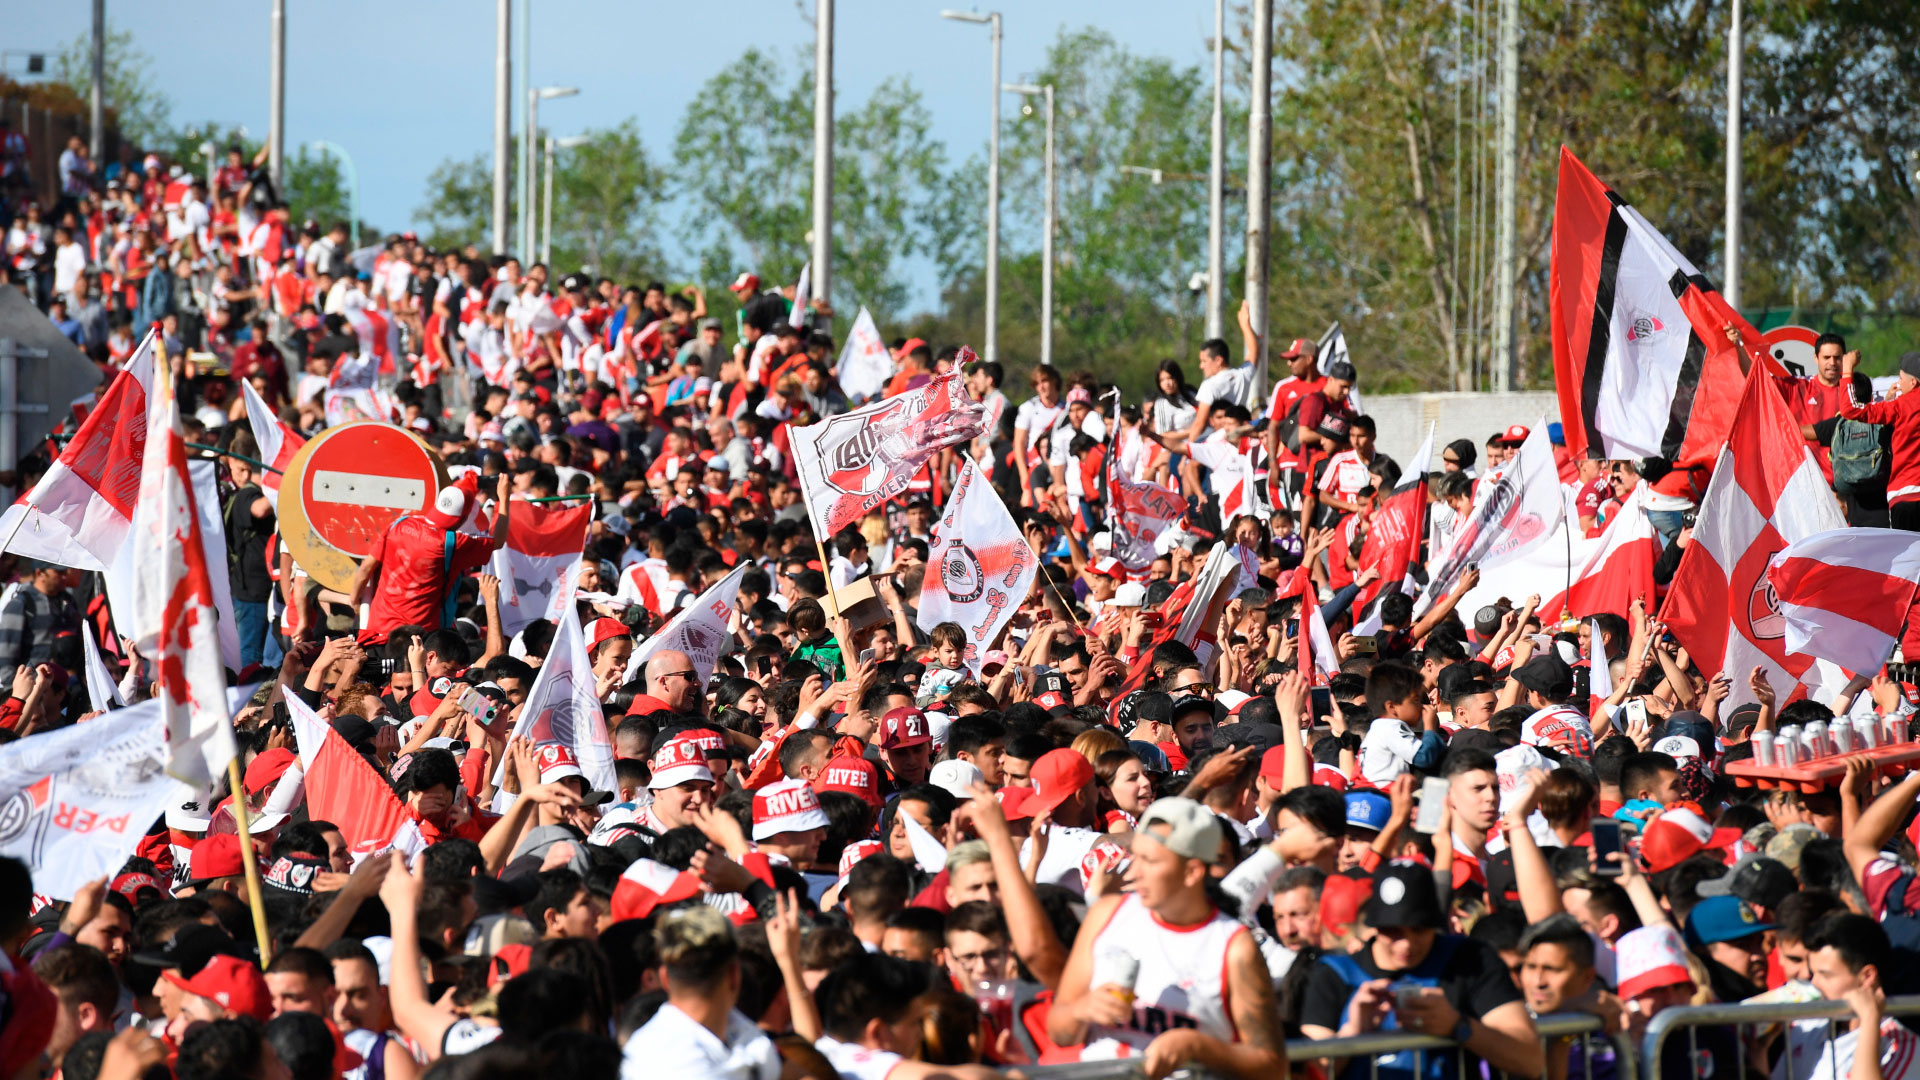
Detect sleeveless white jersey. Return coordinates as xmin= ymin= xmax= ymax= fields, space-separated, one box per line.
xmin=1081 ymin=893 xmax=1246 ymax=1060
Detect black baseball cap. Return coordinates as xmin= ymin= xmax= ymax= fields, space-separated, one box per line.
xmin=129 ymin=923 xmax=249 ymax=974
xmin=1362 ymin=859 xmax=1446 ymax=930
xmin=1698 ymin=854 xmax=1797 ymax=911
xmin=1513 ymin=654 xmax=1575 ymax=699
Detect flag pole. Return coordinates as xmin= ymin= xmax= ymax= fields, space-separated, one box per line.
xmin=787 ymin=459 xmax=844 ymax=619
xmin=224 ymin=758 xmax=275 ymax=964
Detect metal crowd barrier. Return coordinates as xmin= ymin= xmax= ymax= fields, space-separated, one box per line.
xmin=1015 ymin=1010 xmax=1635 ymax=1079
xmin=1641 ymin=994 xmax=1920 ymax=1080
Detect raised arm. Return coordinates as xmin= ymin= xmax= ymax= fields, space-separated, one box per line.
xmin=966 ymin=782 xmax=1069 ymax=988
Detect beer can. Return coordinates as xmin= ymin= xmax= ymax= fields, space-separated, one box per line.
xmin=1751 ymin=730 xmax=1776 ymax=765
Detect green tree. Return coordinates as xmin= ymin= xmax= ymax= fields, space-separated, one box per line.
xmin=52 ymin=21 xmax=172 ymax=145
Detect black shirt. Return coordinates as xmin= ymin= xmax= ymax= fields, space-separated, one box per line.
xmin=224 ymin=483 xmax=276 ymax=603
xmin=1298 ymin=933 xmax=1523 ymax=1080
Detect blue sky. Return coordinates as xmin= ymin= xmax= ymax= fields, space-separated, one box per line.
xmin=14 ymin=0 xmax=1225 ymax=312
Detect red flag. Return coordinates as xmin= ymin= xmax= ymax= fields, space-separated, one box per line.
xmin=1556 ymin=482 xmax=1659 ymax=619
xmin=288 ymin=695 xmax=422 ymax=856
xmin=1355 ymin=478 xmax=1425 ymax=615
xmin=1550 ymin=147 xmax=1776 ymax=468
xmin=1663 ymin=363 xmax=1846 ymax=704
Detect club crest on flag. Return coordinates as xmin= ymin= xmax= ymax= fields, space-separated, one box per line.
xmin=0 ymin=777 xmax=52 ymax=843
xmin=1747 ymin=565 xmax=1786 ymax=640
xmin=1626 ymin=314 xmax=1666 ymax=342
xmin=938 ymin=540 xmax=986 ymax=604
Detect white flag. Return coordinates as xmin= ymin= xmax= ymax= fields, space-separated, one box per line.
xmin=789 ymin=261 xmax=812 ymax=329
xmin=126 ymin=374 xmax=236 ymax=786
xmin=1417 ymin=421 xmax=1565 ymax=616
xmin=917 ymin=456 xmax=1039 ymax=670
xmin=1175 ymin=543 xmax=1246 ymax=648
xmin=0 ymin=700 xmax=190 ymax=900
xmin=240 ymin=379 xmax=305 ymax=509
xmin=626 ymin=562 xmax=750 ymax=687
xmin=1588 ymin=620 xmax=1613 ymax=709
xmin=81 ymin=622 xmax=124 ymax=710
xmin=836 ymin=307 xmax=895 ymax=401
xmin=490 ymin=604 xmax=616 ymax=813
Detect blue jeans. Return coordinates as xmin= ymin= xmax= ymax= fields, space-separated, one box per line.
xmin=234 ymin=600 xmax=269 ymax=669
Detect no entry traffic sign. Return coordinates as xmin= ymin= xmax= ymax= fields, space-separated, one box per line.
xmin=278 ymin=422 xmax=448 ymax=592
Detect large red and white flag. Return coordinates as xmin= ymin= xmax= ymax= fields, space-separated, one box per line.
xmin=1173 ymin=542 xmax=1246 ymax=648
xmin=1550 ymin=147 xmax=1778 ymax=468
xmin=917 ymin=456 xmax=1039 ymax=671
xmin=288 ymin=694 xmax=424 ymax=859
xmin=835 ymin=307 xmax=894 ymax=401
xmin=1417 ymin=423 xmax=1564 ymax=615
xmin=789 ymin=365 xmax=986 ymax=539
xmin=488 ymin=500 xmax=593 ymax=639
xmin=491 ymin=604 xmax=616 ymax=813
xmin=240 ymin=379 xmax=305 ymax=509
xmin=1354 ymin=426 xmax=1434 ymax=628
xmin=126 ymin=364 xmax=236 ymax=787
xmin=1187 ymin=440 xmax=1265 ymax=525
xmin=1664 ymin=363 xmax=1847 ymax=705
xmin=0 ymin=330 xmax=157 ymax=570
xmin=626 ymin=562 xmax=749 ymax=686
xmin=1766 ymin=528 xmax=1920 ymax=678
xmin=1108 ymin=469 xmax=1184 ymax=573
xmin=1561 ymin=482 xmax=1659 ymax=619
xmin=0 ymin=699 xmax=183 ymax=900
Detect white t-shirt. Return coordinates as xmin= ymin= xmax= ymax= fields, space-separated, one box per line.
xmin=815 ymin=1035 xmax=903 ymax=1080
xmin=623 ymin=1003 xmax=780 ymax=1080
xmin=1774 ymin=1017 xmax=1920 ymax=1080
xmin=1153 ymin=395 xmax=1197 ymax=435
xmin=1196 ymin=364 xmax=1253 ymax=409
xmin=53 ymin=242 xmax=87 ymax=298
xmin=1358 ymin=717 xmax=1423 ymax=786
xmin=1020 ymin=824 xmax=1103 ymax=892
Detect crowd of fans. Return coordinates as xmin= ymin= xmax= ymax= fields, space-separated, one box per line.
xmin=2 ymin=128 xmax=1920 ymax=1080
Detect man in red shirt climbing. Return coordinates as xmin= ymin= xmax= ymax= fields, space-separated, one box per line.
xmin=348 ymin=472 xmax=511 ymax=643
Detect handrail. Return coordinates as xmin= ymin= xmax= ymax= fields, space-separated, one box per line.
xmin=1014 ymin=1010 xmax=1632 ymax=1079
xmin=1641 ymin=994 xmax=1920 ymax=1079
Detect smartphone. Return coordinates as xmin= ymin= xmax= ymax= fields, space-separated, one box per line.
xmin=1622 ymin=699 xmax=1649 ymax=728
xmin=1591 ymin=819 xmax=1624 ymax=877
xmin=1142 ymin=611 xmax=1164 ymax=628
xmin=755 ymin=656 xmax=774 ymax=676
xmin=858 ymin=648 xmax=875 ymax=664
xmin=455 ymin=686 xmax=497 ymax=722
xmin=1413 ymin=776 xmax=1449 ymax=834
xmin=1351 ymin=634 xmax=1378 ymax=654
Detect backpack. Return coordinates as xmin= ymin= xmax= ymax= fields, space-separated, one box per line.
xmin=1830 ymin=417 xmax=1889 ymax=497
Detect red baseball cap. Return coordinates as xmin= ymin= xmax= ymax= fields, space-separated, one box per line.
xmin=1258 ymin=746 xmax=1290 ymax=782
xmin=895 ymin=337 xmax=928 ymax=358
xmin=813 ymin=755 xmax=882 ymax=808
xmin=728 ymin=272 xmax=761 ymax=293
xmin=487 ymin=943 xmax=533 ymax=989
xmin=189 ymin=834 xmax=246 ymax=885
xmin=880 ymin=707 xmax=932 ymax=750
xmin=587 ymin=618 xmax=631 ymax=652
xmin=1320 ymin=874 xmax=1373 ymax=936
xmin=1006 ymin=749 xmax=1093 ymax=820
xmin=648 ymin=735 xmax=715 ymax=790
xmin=1086 ymin=557 xmax=1124 ymax=579
xmin=997 ymin=786 xmax=1038 ymax=819
xmin=244 ymin=748 xmax=298 ymax=795
xmin=1639 ymin=805 xmax=1739 ymax=873
xmin=109 ymin=871 xmax=164 ymax=904
xmin=161 ymin=955 xmax=271 ymax=1021
xmin=837 ymin=839 xmax=884 ymax=882
xmin=1280 ymin=337 xmax=1315 ymax=359
xmin=1499 ymin=424 xmax=1531 ymax=445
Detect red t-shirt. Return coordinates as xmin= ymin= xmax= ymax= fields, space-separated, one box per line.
xmin=1775 ymin=374 xmax=1855 ymax=481
xmin=363 ymin=516 xmax=495 ymax=641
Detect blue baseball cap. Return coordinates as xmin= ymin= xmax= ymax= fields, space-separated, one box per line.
xmin=1345 ymin=791 xmax=1392 ymax=833
xmin=1684 ymin=895 xmax=1775 ymax=947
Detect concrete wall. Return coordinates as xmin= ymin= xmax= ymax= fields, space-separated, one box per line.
xmin=1358 ymin=391 xmax=1563 ymax=472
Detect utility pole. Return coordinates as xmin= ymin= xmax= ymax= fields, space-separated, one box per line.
xmin=811 ymin=0 xmax=833 ymax=330
xmin=1724 ymin=0 xmax=1743 ymax=310
xmin=492 ymin=0 xmax=511 ymax=255
xmin=268 ymin=0 xmax=285 ymax=190
xmin=940 ymin=11 xmax=1003 ymax=362
xmin=1491 ymin=0 xmax=1518 ymax=391
xmin=1007 ymin=84 xmax=1054 ymax=365
xmin=1246 ymin=0 xmax=1273 ymax=403
xmin=518 ymin=0 xmax=532 ymax=260
xmin=89 ymin=0 xmax=103 ymax=163
xmin=1206 ymin=0 xmax=1226 ymax=340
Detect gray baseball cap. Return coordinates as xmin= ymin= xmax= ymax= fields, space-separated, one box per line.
xmin=1136 ymin=797 xmax=1227 ymax=865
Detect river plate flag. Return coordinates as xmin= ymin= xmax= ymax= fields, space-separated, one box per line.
xmin=789 ymin=364 xmax=986 ymax=540
xmin=917 ymin=455 xmax=1039 ymax=671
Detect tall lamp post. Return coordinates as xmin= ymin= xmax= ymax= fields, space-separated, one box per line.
xmin=1005 ymin=82 xmax=1054 ymax=367
xmin=308 ymin=141 xmax=359 ymax=250
xmin=941 ymin=9 xmax=1002 ymax=362
xmin=523 ymin=85 xmax=577 ymax=260
xmin=543 ymin=135 xmax=589 ymax=267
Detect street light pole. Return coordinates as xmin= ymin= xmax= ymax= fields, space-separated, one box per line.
xmin=1206 ymin=0 xmax=1225 ymax=339
xmin=268 ymin=0 xmax=286 ymax=190
xmin=1724 ymin=0 xmax=1743 ymax=310
xmin=518 ymin=0 xmax=531 ymax=259
xmin=525 ymin=86 xmax=578 ymax=263
xmin=1492 ymin=0 xmax=1518 ymax=390
xmin=811 ymin=0 xmax=834 ymax=329
xmin=89 ymin=0 xmax=103 ymax=163
xmin=1007 ymin=83 xmax=1054 ymax=367
xmin=1246 ymin=0 xmax=1273 ymax=403
xmin=543 ymin=135 xmax=589 ymax=267
xmin=492 ymin=0 xmax=511 ymax=255
xmin=309 ymin=141 xmax=358 ymax=250
xmin=941 ymin=10 xmax=1002 ymax=362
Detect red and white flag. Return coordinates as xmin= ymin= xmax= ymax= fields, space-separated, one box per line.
xmin=1588 ymin=620 xmax=1614 ymax=716
xmin=1301 ymin=579 xmax=1339 ymax=682
xmin=1560 ymin=481 xmax=1659 ymax=619
xmin=488 ymin=500 xmax=592 ymax=639
xmin=626 ymin=562 xmax=750 ymax=686
xmin=1418 ymin=423 xmax=1564 ymax=615
xmin=789 ymin=365 xmax=986 ymax=539
xmin=916 ymin=456 xmax=1039 ymax=671
xmin=1664 ymin=363 xmax=1847 ymax=706
xmin=126 ymin=361 xmax=235 ymax=787
xmin=1108 ymin=469 xmax=1183 ymax=573
xmin=1766 ymin=528 xmax=1920 ymax=678
xmin=1188 ymin=440 xmax=1265 ymax=525
xmin=240 ymin=378 xmax=305 ymax=509
xmin=1354 ymin=426 xmax=1433 ymax=627
xmin=0 ymin=329 xmax=157 ymax=570
xmin=344 ymin=300 xmax=397 ymax=374
xmin=288 ymin=694 xmax=424 ymax=858
xmin=1550 ymin=146 xmax=1778 ymax=468
xmin=491 ymin=604 xmax=615 ymax=813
